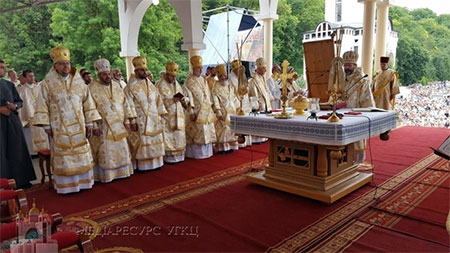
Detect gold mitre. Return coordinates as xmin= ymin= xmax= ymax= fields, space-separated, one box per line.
xmin=50 ymin=46 xmax=70 ymax=63
xmin=255 ymin=57 xmax=266 ymax=68
xmin=342 ymin=51 xmax=358 ymax=64
xmin=94 ymin=58 xmax=110 ymax=73
xmin=132 ymin=56 xmax=147 ymax=70
xmin=230 ymin=60 xmax=241 ymax=70
xmin=165 ymin=62 xmax=179 ymax=76
xmin=215 ymin=64 xmax=226 ymax=76
xmin=190 ymin=55 xmax=203 ymax=68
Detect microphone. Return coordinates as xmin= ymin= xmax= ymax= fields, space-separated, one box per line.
xmin=310 ymin=73 xmax=325 ymax=84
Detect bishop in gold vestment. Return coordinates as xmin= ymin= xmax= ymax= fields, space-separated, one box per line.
xmin=229 ymin=60 xmax=252 ymax=147
xmin=372 ymin=56 xmax=399 ymax=110
xmin=212 ymin=64 xmax=239 ymax=152
xmin=329 ymin=51 xmax=375 ymax=163
xmin=183 ymin=55 xmax=216 ymax=159
xmin=125 ymin=56 xmax=167 ymax=171
xmin=372 ymin=56 xmax=399 ymax=141
xmin=248 ymin=57 xmax=272 ymax=144
xmin=155 ymin=62 xmax=187 ymax=163
xmin=89 ymin=58 xmax=136 ymax=183
xmin=33 ymin=46 xmax=101 ymax=194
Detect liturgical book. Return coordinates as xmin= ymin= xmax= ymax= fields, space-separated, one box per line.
xmin=430 ymin=135 xmax=450 ymax=160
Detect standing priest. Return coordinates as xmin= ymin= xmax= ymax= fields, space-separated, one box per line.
xmin=155 ymin=62 xmax=187 ymax=163
xmin=183 ymin=55 xmax=217 ymax=159
xmin=0 ymin=60 xmax=36 ymax=188
xmin=329 ymin=51 xmax=375 ymax=163
xmin=212 ymin=64 xmax=239 ymax=153
xmin=89 ymin=58 xmax=136 ymax=182
xmin=33 ymin=46 xmax=101 ymax=194
xmin=125 ymin=56 xmax=167 ymax=171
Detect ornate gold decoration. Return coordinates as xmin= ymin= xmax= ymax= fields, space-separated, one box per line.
xmin=234 ymin=43 xmax=249 ymax=115
xmin=273 ymin=60 xmax=296 ymax=119
xmin=165 ymin=62 xmax=179 ymax=76
xmin=132 ymin=56 xmax=147 ymax=70
xmin=292 ymin=95 xmax=309 ymax=116
xmin=190 ymin=55 xmax=203 ymax=68
xmin=49 ymin=46 xmax=70 ymax=63
xmin=330 ymin=150 xmax=343 ymax=160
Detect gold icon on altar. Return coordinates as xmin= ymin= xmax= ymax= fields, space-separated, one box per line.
xmin=273 ymin=60 xmax=295 ymax=119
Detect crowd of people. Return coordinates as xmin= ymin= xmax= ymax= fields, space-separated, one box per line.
xmin=1 ymin=46 xmax=299 ymax=194
xmin=396 ymin=81 xmax=449 ymax=128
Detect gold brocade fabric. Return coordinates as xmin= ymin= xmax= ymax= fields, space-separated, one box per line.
xmin=155 ymin=79 xmax=186 ymax=154
xmin=88 ymin=80 xmax=135 ymax=170
xmin=328 ymin=67 xmax=375 ymax=154
xmin=124 ymin=78 xmax=167 ymax=160
xmin=229 ymin=72 xmax=251 ymax=114
xmin=372 ymin=69 xmax=399 ymax=110
xmin=249 ymin=73 xmax=273 ymax=111
xmin=183 ymin=74 xmax=216 ymax=145
xmin=17 ymin=84 xmax=50 ymax=152
xmin=331 ymin=67 xmax=375 ymax=108
xmin=32 ymin=67 xmax=101 ymax=176
xmin=212 ymin=80 xmax=240 ymax=145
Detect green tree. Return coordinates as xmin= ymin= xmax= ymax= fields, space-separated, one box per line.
xmin=396 ymin=36 xmax=428 ymax=85
xmin=50 ymin=0 xmax=123 ymax=75
xmin=0 ymin=6 xmax=54 ymax=80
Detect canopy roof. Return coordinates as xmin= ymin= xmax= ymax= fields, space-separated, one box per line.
xmin=200 ymin=10 xmax=261 ymax=66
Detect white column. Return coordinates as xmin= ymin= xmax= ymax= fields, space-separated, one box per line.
xmin=374 ymin=2 xmax=389 ymax=71
xmin=360 ymin=0 xmax=376 ymax=79
xmin=257 ymin=0 xmax=279 ymax=79
xmin=263 ymin=19 xmax=274 ymax=79
xmin=118 ymin=0 xmax=159 ymax=81
xmin=168 ymin=0 xmax=206 ymax=73
xmin=125 ymin=56 xmax=135 ymax=82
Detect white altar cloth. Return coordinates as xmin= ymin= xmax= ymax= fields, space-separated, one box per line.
xmin=231 ymin=109 xmax=397 ymax=146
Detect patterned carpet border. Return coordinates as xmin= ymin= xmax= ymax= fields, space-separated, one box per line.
xmin=309 ymin=157 xmax=449 ymax=252
xmin=267 ymin=153 xmax=440 ymax=253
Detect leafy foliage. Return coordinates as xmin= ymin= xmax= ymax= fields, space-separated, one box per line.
xmin=0 ymin=1 xmax=448 ymax=86
xmin=390 ymin=7 xmax=450 ymax=85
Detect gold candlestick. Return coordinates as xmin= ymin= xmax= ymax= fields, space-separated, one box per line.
xmin=326 ymin=86 xmax=346 ymax=123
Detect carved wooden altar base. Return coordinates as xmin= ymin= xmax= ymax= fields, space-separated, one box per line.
xmin=247 ymin=139 xmax=372 ymax=203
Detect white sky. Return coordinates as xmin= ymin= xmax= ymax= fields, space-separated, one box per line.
xmin=393 ymin=0 xmax=450 ymax=15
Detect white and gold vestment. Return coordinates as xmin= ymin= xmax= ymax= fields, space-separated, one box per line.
xmin=183 ymin=74 xmax=217 ymax=158
xmin=33 ymin=68 xmax=101 ymax=194
xmin=155 ymin=78 xmax=186 ymax=163
xmin=89 ymin=79 xmax=136 ymax=182
xmin=125 ymin=78 xmax=167 ymax=170
xmin=212 ymin=79 xmax=239 ymax=152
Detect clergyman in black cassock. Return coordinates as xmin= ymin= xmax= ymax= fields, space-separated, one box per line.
xmin=0 ymin=60 xmax=36 ymax=188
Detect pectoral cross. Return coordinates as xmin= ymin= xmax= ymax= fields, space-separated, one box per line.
xmin=273 ymin=60 xmax=296 ymax=119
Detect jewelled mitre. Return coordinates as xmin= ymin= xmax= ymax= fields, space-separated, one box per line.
xmin=215 ymin=64 xmax=227 ymax=76
xmin=342 ymin=51 xmax=358 ymax=64
xmin=50 ymin=46 xmax=70 ymax=63
xmin=190 ymin=55 xmax=203 ymax=68
xmin=94 ymin=58 xmax=111 ymax=73
xmin=165 ymin=62 xmax=179 ymax=76
xmin=132 ymin=56 xmax=147 ymax=70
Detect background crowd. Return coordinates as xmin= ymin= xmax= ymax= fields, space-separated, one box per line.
xmin=396 ymin=81 xmax=449 ymax=128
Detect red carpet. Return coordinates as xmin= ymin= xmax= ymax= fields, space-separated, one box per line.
xmin=25 ymin=143 xmax=269 ymax=217
xmin=24 ymin=127 xmax=450 ymax=252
